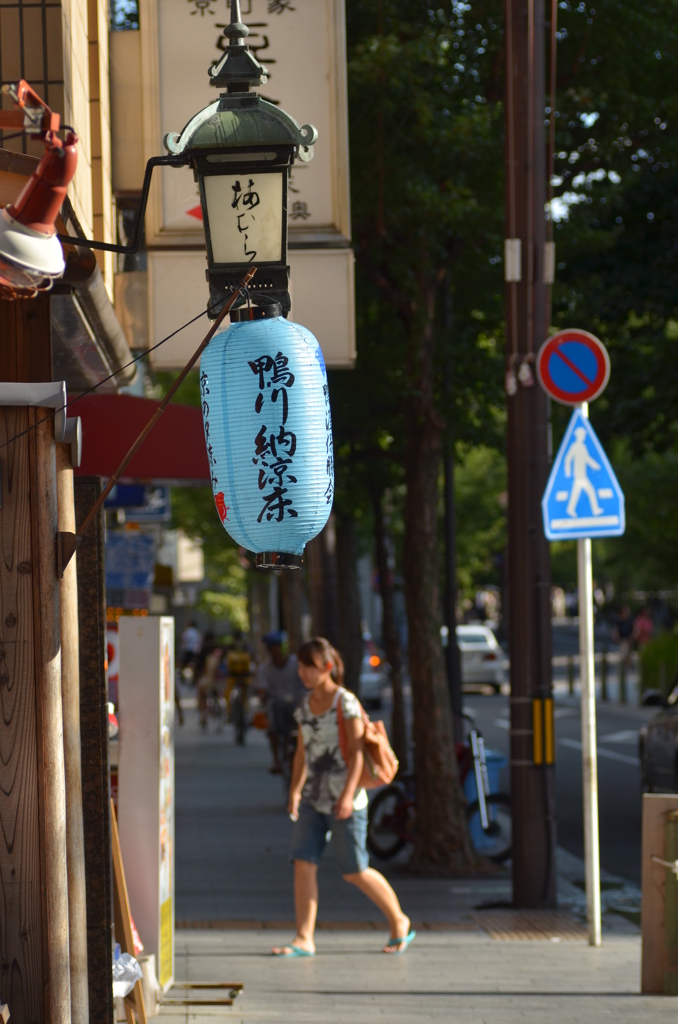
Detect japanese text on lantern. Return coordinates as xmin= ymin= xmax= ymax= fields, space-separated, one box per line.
xmin=200 ymin=370 xmax=218 ymax=487
xmin=249 ymin=352 xmax=299 ymax=523
xmin=323 ymin=382 xmax=334 ymax=504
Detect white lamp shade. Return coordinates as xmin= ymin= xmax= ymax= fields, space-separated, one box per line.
xmin=0 ymin=208 xmax=65 ymax=280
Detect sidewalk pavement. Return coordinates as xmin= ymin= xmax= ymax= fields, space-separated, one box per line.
xmin=169 ymin=700 xmax=660 ymax=1022
xmin=161 ymin=928 xmax=671 ymax=1024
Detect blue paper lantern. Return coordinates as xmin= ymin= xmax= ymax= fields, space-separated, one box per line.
xmin=200 ymin=308 xmax=334 ymax=569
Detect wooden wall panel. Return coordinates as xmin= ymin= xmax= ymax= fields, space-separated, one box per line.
xmin=0 ymin=407 xmax=45 ymax=1024
xmin=0 ymin=298 xmax=52 ymax=384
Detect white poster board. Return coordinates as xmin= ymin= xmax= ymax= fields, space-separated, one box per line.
xmin=139 ymin=0 xmax=350 ymax=247
xmin=147 ymin=247 xmax=355 ymax=368
xmin=117 ymin=616 xmax=175 ymax=991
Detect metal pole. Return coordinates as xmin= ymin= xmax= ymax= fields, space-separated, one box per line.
xmin=576 ymin=406 xmax=602 ymax=944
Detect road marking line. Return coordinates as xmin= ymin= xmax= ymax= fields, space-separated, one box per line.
xmin=598 ymin=729 xmax=638 ymax=744
xmin=560 ymin=737 xmax=639 ymax=766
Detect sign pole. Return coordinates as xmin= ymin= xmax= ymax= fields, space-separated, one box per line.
xmin=577 ymin=402 xmax=602 ymax=947
xmin=538 ymin=331 xmax=620 ymax=948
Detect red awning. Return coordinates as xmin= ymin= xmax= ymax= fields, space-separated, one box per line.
xmin=73 ymin=394 xmax=210 ymax=483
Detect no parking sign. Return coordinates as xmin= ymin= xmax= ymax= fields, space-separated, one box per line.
xmin=536 ymin=329 xmax=610 ymax=406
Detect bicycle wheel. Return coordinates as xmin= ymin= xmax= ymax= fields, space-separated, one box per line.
xmin=366 ymin=786 xmax=408 ymax=860
xmin=465 ymin=793 xmax=512 ymax=863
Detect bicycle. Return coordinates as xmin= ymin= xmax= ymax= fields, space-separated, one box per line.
xmin=225 ymin=648 xmax=253 ymax=746
xmin=367 ymin=728 xmax=512 ymax=863
xmin=227 ymin=678 xmax=250 ymax=745
xmin=202 ymin=682 xmax=226 ymax=733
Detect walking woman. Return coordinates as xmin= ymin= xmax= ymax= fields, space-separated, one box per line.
xmin=272 ymin=637 xmax=415 ymax=957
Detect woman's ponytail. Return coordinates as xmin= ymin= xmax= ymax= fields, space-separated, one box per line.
xmin=327 ymin=644 xmax=344 ymax=686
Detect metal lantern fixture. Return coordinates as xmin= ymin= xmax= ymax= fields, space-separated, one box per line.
xmin=200 ymin=303 xmax=334 ymax=570
xmin=164 ymin=0 xmax=317 ymax=316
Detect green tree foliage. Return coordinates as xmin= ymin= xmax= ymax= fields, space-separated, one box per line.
xmin=595 ymin=451 xmax=678 ymax=595
xmin=549 ymin=0 xmax=678 ymax=451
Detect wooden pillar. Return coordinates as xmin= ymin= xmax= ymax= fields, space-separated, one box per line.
xmin=32 ymin=412 xmax=71 ymax=1024
xmin=0 ymin=406 xmax=46 ymax=1024
xmin=641 ymin=794 xmax=678 ymax=993
xmin=74 ymin=478 xmax=114 ymax=1024
xmin=0 ymin=293 xmax=72 ymax=1024
xmin=56 ymin=446 xmax=89 ymax=1024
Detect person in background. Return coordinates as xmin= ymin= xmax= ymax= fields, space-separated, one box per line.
xmin=612 ymin=605 xmax=634 ymax=668
xmin=180 ymin=621 xmax=203 ymax=677
xmin=196 ymin=632 xmax=220 ymax=729
xmin=633 ymin=607 xmax=654 ymax=651
xmin=255 ymin=631 xmax=305 ymax=774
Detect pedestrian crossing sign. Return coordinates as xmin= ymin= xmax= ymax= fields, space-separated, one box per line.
xmin=542 ymin=408 xmax=625 ymax=541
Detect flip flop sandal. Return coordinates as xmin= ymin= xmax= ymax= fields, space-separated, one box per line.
xmin=272 ymin=945 xmax=315 ymax=958
xmin=384 ymin=930 xmax=416 ymax=954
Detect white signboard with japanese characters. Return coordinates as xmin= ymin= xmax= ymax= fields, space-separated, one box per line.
xmin=139 ymin=0 xmax=350 ymax=247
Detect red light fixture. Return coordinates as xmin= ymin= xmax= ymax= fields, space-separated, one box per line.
xmin=0 ymin=81 xmax=78 ymax=298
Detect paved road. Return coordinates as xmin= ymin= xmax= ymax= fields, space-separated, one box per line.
xmin=465 ymin=693 xmax=655 ymax=885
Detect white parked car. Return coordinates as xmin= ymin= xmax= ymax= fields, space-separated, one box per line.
xmin=457 ymin=625 xmax=507 ymax=692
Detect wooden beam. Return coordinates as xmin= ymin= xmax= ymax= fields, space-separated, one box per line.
xmin=31 ymin=410 xmax=71 ymax=1024
xmin=57 ymin=445 xmax=89 ymax=1024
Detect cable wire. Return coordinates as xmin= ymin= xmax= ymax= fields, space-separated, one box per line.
xmin=0 ymin=296 xmax=229 ymax=452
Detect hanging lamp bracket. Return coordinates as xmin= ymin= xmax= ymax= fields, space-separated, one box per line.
xmin=56 ymin=154 xmax=188 ymax=255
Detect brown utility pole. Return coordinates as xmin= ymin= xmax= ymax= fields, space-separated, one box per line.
xmin=504 ymin=0 xmax=557 ymax=907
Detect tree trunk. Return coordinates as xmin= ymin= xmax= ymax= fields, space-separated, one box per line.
xmin=279 ymin=570 xmax=303 ymax=653
xmin=403 ymin=288 xmax=477 ymax=873
xmin=305 ymin=515 xmax=339 ymax=646
xmin=372 ymin=489 xmax=408 ymax=771
xmin=335 ymin=513 xmax=363 ymax=695
xmin=443 ymin=447 xmax=464 ymax=744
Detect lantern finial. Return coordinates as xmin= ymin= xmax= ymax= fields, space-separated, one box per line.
xmin=209 ymin=0 xmax=267 ymax=91
xmin=224 ymin=0 xmax=248 ymax=46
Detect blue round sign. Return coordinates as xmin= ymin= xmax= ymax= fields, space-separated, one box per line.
xmin=536 ymin=329 xmax=610 ymax=405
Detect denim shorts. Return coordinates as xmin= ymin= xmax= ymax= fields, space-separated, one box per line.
xmin=290 ymin=802 xmax=369 ymax=875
